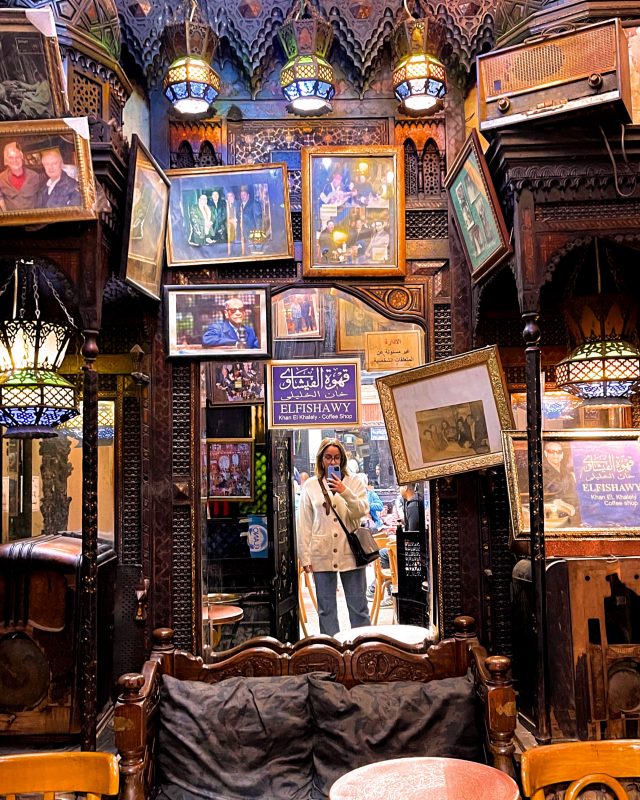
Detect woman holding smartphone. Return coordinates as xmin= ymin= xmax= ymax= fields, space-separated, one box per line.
xmin=297 ymin=437 xmax=371 ymax=636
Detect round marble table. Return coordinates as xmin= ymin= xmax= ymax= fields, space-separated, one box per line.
xmin=202 ymin=603 xmax=244 ymax=648
xmin=329 ymin=757 xmax=520 ymax=800
xmin=334 ymin=624 xmax=434 ymax=647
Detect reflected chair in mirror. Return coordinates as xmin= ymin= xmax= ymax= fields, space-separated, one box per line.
xmin=0 ymin=752 xmax=119 ymax=800
xmin=370 ymin=533 xmax=392 ymax=625
xmin=298 ymin=559 xmax=318 ymax=637
xmin=521 ymin=740 xmax=640 ymax=800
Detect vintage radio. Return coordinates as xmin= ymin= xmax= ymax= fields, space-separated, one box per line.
xmin=0 ymin=533 xmax=116 ymax=739
xmin=477 ymin=19 xmax=631 ymax=132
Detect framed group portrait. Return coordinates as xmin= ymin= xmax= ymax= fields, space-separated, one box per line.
xmin=164 ymin=284 xmax=271 ymax=359
xmin=204 ymin=361 xmax=266 ymax=405
xmin=0 ymin=7 xmax=68 ymax=123
xmin=302 ymin=145 xmax=406 ymax=278
xmin=207 ymin=439 xmax=254 ymax=501
xmin=0 ymin=117 xmax=96 ymax=225
xmin=502 ymin=429 xmax=640 ymax=541
xmin=444 ymin=130 xmax=511 ymax=284
xmin=376 ymin=345 xmax=513 ymax=483
xmin=166 ymin=163 xmax=294 ymax=267
xmin=121 ymin=134 xmax=170 ymax=301
xmin=274 ymin=288 xmax=323 ymax=340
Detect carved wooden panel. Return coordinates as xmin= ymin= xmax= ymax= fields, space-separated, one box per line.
xmin=169 ymin=120 xmax=223 ymax=169
xmin=121 ymin=394 xmax=142 ymax=566
xmin=433 ymin=303 xmax=453 ymax=359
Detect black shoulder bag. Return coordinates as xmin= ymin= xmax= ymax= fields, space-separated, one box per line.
xmin=320 ymin=479 xmax=380 ymax=567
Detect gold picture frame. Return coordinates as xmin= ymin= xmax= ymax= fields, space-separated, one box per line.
xmin=376 ymin=345 xmax=513 ymax=482
xmin=502 ymin=428 xmax=640 ymax=540
xmin=302 ymin=145 xmax=406 ymax=278
xmin=207 ymin=438 xmax=254 ymax=501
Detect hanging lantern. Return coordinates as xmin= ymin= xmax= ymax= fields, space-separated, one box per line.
xmin=278 ymin=8 xmax=335 ymax=116
xmin=392 ymin=14 xmax=446 ymax=115
xmin=0 ymin=263 xmax=79 ymax=439
xmin=162 ymin=0 xmax=221 ymax=116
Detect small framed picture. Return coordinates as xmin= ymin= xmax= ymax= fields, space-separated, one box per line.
xmin=204 ymin=361 xmax=266 ymax=405
xmin=444 ymin=130 xmax=511 ymax=284
xmin=121 ymin=134 xmax=169 ymax=301
xmin=0 ymin=7 xmax=69 ymax=122
xmin=164 ymin=284 xmax=271 ymax=359
xmin=0 ymin=117 xmax=96 ymax=225
xmin=336 ymin=297 xmax=385 ymax=353
xmin=274 ymin=289 xmax=323 ymax=340
xmin=302 ymin=145 xmax=406 ymax=278
xmin=376 ymin=345 xmax=513 ymax=482
xmin=207 ymin=438 xmax=254 ymax=500
xmin=166 ymin=163 xmax=294 ymax=267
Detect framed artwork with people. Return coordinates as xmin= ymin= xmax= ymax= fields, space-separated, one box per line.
xmin=121 ymin=134 xmax=170 ymax=301
xmin=274 ymin=289 xmax=323 ymax=340
xmin=0 ymin=7 xmax=69 ymax=122
xmin=502 ymin=429 xmax=640 ymax=541
xmin=0 ymin=118 xmax=96 ymax=225
xmin=204 ymin=361 xmax=266 ymax=405
xmin=165 ymin=163 xmax=294 ymax=267
xmin=445 ymin=130 xmax=511 ymax=284
xmin=376 ymin=345 xmax=513 ymax=482
xmin=164 ymin=284 xmax=271 ymax=359
xmin=301 ymin=145 xmax=406 ymax=278
xmin=207 ymin=439 xmax=254 ymax=501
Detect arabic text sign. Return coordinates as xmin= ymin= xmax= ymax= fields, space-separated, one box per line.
xmin=269 ymin=360 xmax=360 ymax=428
xmin=574 ymin=440 xmax=640 ymax=527
xmin=365 ymin=330 xmax=423 ymax=372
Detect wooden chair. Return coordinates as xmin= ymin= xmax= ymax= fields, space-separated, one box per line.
xmin=370 ymin=533 xmax=392 ymax=624
xmin=298 ymin=558 xmax=318 ymax=636
xmin=521 ymin=740 xmax=640 ymax=800
xmin=0 ymin=752 xmax=119 ymax=800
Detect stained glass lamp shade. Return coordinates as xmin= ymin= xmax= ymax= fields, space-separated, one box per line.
xmin=392 ymin=17 xmax=446 ymax=115
xmin=278 ymin=17 xmax=335 ymax=116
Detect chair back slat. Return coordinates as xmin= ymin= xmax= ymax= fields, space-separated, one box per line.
xmin=0 ymin=752 xmax=119 ymax=798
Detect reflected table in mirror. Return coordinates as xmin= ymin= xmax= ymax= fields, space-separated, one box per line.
xmin=329 ymin=757 xmax=520 ymax=800
xmin=334 ymin=624 xmax=435 ymax=648
xmin=202 ymin=603 xmax=244 ymax=658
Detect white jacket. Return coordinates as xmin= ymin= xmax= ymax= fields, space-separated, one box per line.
xmin=297 ymin=474 xmax=369 ymax=572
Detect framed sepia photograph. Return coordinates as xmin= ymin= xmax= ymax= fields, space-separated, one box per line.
xmin=207 ymin=439 xmax=254 ymax=500
xmin=444 ymin=130 xmax=511 ymax=284
xmin=0 ymin=117 xmax=96 ymax=225
xmin=166 ymin=163 xmax=294 ymax=267
xmin=121 ymin=134 xmax=169 ymax=301
xmin=165 ymin=284 xmax=271 ymax=359
xmin=502 ymin=429 xmax=640 ymax=541
xmin=336 ymin=297 xmax=385 ymax=353
xmin=376 ymin=345 xmax=513 ymax=482
xmin=0 ymin=7 xmax=69 ymax=122
xmin=302 ymin=145 xmax=406 ymax=278
xmin=204 ymin=361 xmax=266 ymax=405
xmin=274 ymin=288 xmax=323 ymax=340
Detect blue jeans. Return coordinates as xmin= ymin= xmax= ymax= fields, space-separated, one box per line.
xmin=313 ymin=568 xmax=371 ymax=636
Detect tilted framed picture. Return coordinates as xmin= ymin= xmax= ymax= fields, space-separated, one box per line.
xmin=444 ymin=129 xmax=511 ymax=284
xmin=376 ymin=345 xmax=513 ymax=482
xmin=166 ymin=163 xmax=294 ymax=267
xmin=0 ymin=7 xmax=69 ymax=122
xmin=121 ymin=134 xmax=170 ymax=301
xmin=164 ymin=284 xmax=271 ymax=359
xmin=502 ymin=429 xmax=640 ymax=541
xmin=207 ymin=438 xmax=254 ymax=501
xmin=302 ymin=145 xmax=406 ymax=278
xmin=0 ymin=117 xmax=96 ymax=225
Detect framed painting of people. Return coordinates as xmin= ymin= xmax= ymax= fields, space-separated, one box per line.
xmin=0 ymin=7 xmax=68 ymax=122
xmin=207 ymin=439 xmax=254 ymax=501
xmin=0 ymin=118 xmax=96 ymax=225
xmin=502 ymin=429 xmax=640 ymax=541
xmin=121 ymin=134 xmax=169 ymax=301
xmin=165 ymin=284 xmax=271 ymax=359
xmin=166 ymin=163 xmax=294 ymax=267
xmin=444 ymin=130 xmax=511 ymax=284
xmin=204 ymin=361 xmax=266 ymax=405
xmin=376 ymin=345 xmax=513 ymax=482
xmin=302 ymin=145 xmax=406 ymax=278
xmin=274 ymin=288 xmax=323 ymax=340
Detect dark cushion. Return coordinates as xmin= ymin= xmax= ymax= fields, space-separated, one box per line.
xmin=158 ymin=673 xmax=315 ymax=800
xmin=308 ymin=672 xmax=483 ymax=799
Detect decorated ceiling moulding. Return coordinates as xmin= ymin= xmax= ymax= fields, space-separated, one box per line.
xmin=394 ymin=117 xmax=446 ymax=154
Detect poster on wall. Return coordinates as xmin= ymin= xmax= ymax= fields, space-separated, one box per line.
xmin=268 ymin=359 xmax=360 ymax=429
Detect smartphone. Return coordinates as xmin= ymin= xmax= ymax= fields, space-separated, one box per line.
xmin=327 ymin=465 xmax=341 ymax=482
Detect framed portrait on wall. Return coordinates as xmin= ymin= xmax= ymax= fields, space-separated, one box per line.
xmin=166 ymin=163 xmax=294 ymax=267
xmin=121 ymin=134 xmax=169 ymax=301
xmin=444 ymin=130 xmax=511 ymax=284
xmin=274 ymin=288 xmax=323 ymax=340
xmin=204 ymin=361 xmax=266 ymax=405
xmin=376 ymin=345 xmax=513 ymax=482
xmin=336 ymin=297 xmax=385 ymax=353
xmin=207 ymin=439 xmax=254 ymax=501
xmin=164 ymin=284 xmax=271 ymax=359
xmin=0 ymin=117 xmax=96 ymax=225
xmin=302 ymin=145 xmax=406 ymax=278
xmin=0 ymin=7 xmax=69 ymax=122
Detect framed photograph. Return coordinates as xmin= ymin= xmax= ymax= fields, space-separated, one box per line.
xmin=502 ymin=429 xmax=640 ymax=541
xmin=121 ymin=135 xmax=169 ymax=301
xmin=0 ymin=7 xmax=69 ymax=122
xmin=444 ymin=130 xmax=511 ymax=284
xmin=376 ymin=345 xmax=513 ymax=482
xmin=302 ymin=145 xmax=406 ymax=278
xmin=207 ymin=439 xmax=254 ymax=501
xmin=336 ymin=298 xmax=385 ymax=353
xmin=166 ymin=163 xmax=294 ymax=267
xmin=164 ymin=285 xmax=270 ymax=359
xmin=204 ymin=361 xmax=266 ymax=405
xmin=274 ymin=289 xmax=323 ymax=340
xmin=0 ymin=117 xmax=96 ymax=225
xmin=365 ymin=330 xmax=424 ymax=372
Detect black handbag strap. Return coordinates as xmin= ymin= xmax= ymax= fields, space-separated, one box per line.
xmin=319 ymin=478 xmax=353 ymax=537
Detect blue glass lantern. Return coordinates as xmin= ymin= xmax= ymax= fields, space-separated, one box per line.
xmin=278 ymin=15 xmax=335 ymax=116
